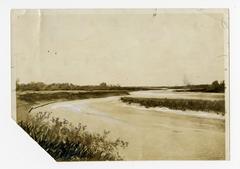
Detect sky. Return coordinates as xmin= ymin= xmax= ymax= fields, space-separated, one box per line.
xmin=12 ymin=9 xmax=228 ymax=86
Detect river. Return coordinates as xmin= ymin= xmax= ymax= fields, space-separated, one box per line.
xmin=31 ymin=90 xmax=225 ymax=160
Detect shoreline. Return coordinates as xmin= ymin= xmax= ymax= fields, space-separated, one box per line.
xmin=120 ymin=97 xmax=225 ymax=115
xmin=16 ymin=90 xmax=130 ymax=122
xmin=30 ymin=94 xmax=225 ymax=160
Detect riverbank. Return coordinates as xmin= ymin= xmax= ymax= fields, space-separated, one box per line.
xmin=31 ymin=96 xmax=225 ymax=160
xmin=16 ymin=90 xmax=226 ymax=160
xmin=120 ymin=97 xmax=225 ymax=115
xmin=18 ymin=90 xmax=129 ymax=102
xmin=16 ymin=90 xmax=129 ymax=122
xmin=16 ymin=90 xmax=131 ymax=161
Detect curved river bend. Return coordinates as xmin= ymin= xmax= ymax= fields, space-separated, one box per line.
xmin=32 ymin=90 xmax=225 ymax=160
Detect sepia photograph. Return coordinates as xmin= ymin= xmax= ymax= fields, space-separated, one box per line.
xmin=11 ymin=9 xmax=229 ymax=161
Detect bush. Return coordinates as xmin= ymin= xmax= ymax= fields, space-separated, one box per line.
xmin=19 ymin=112 xmax=128 ymax=161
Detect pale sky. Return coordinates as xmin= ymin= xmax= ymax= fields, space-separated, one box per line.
xmin=12 ymin=9 xmax=228 ymax=86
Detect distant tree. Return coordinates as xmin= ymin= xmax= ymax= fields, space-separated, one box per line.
xmin=99 ymin=82 xmax=107 ymax=87
xmin=28 ymin=82 xmax=46 ymax=91
xmin=206 ymin=80 xmax=224 ymax=93
xmin=211 ymin=80 xmax=220 ymax=89
xmin=219 ymin=80 xmax=225 ymax=92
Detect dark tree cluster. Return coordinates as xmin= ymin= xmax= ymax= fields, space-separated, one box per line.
xmin=16 ymin=81 xmax=122 ymax=91
xmin=187 ymin=80 xmax=225 ymax=93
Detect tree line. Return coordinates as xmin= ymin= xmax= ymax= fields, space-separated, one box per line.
xmin=16 ymin=81 xmax=122 ymax=91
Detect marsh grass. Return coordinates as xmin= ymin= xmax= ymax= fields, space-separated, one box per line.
xmin=19 ymin=112 xmax=128 ymax=161
xmin=18 ymin=91 xmax=129 ymax=103
xmin=120 ymin=97 xmax=225 ymax=115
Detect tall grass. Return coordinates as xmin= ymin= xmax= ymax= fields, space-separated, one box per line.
xmin=120 ymin=97 xmax=225 ymax=115
xmin=19 ymin=112 xmax=128 ymax=161
xmin=19 ymin=91 xmax=129 ymax=103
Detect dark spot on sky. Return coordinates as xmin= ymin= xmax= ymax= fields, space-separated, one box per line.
xmin=172 ymin=130 xmax=181 ymax=133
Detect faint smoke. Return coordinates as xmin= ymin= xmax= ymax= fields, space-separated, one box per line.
xmin=183 ymin=74 xmax=191 ymax=86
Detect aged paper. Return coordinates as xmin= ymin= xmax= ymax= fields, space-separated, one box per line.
xmin=11 ymin=9 xmax=229 ymax=161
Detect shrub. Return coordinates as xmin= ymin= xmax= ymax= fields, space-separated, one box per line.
xmin=19 ymin=112 xmax=128 ymax=161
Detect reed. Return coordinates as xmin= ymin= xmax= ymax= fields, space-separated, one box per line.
xmin=19 ymin=112 xmax=128 ymax=161
xmin=120 ymin=97 xmax=225 ymax=115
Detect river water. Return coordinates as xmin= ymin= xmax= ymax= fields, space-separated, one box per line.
xmin=32 ymin=90 xmax=226 ymax=160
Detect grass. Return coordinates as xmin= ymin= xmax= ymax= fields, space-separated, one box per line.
xmin=16 ymin=99 xmax=35 ymax=122
xmin=19 ymin=112 xmax=128 ymax=161
xmin=16 ymin=90 xmax=130 ymax=161
xmin=16 ymin=90 xmax=129 ymax=122
xmin=120 ymin=97 xmax=225 ymax=115
xmin=18 ymin=90 xmax=129 ymax=103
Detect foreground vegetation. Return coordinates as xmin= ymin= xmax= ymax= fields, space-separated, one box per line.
xmin=15 ymin=80 xmax=225 ymax=160
xmin=19 ymin=112 xmax=128 ymax=161
xmin=16 ymin=88 xmax=130 ymax=161
xmin=120 ymin=97 xmax=225 ymax=115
